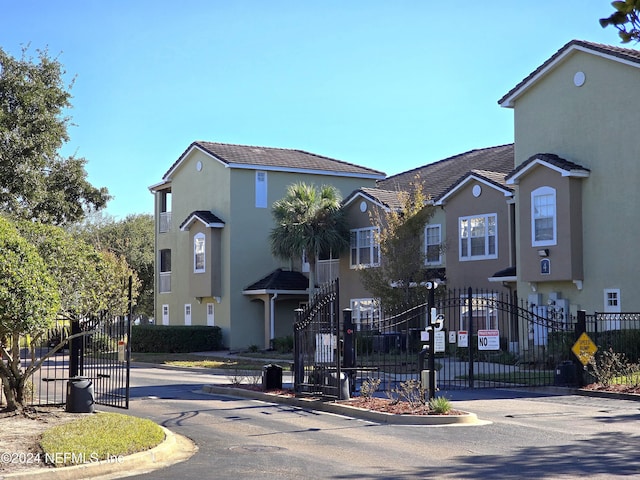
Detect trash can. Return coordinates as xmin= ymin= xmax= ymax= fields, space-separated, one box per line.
xmin=66 ymin=376 xmax=94 ymax=413
xmin=262 ymin=364 xmax=283 ymax=391
xmin=554 ymin=361 xmax=577 ymax=386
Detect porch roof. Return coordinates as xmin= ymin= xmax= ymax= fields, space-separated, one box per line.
xmin=243 ymin=268 xmax=309 ymax=295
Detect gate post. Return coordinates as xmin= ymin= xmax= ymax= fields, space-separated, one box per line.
xmin=468 ymin=287 xmax=474 ymax=389
xmin=428 ymin=286 xmax=437 ymax=400
xmin=343 ymin=309 xmax=355 ymax=395
xmin=69 ymin=319 xmax=82 ymax=378
xmin=293 ymin=308 xmax=304 ymax=394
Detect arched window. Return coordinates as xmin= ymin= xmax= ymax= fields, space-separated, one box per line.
xmin=194 ymin=232 xmax=205 ymax=273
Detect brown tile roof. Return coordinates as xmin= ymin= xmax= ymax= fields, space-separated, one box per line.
xmin=179 ymin=210 xmax=225 ymax=231
xmin=163 ymin=141 xmax=386 ymax=180
xmin=499 ymin=40 xmax=640 ymax=107
xmin=378 ymin=144 xmax=514 ymax=200
xmin=343 ymin=187 xmax=405 ymax=211
xmin=436 ymin=169 xmax=512 ymax=204
xmin=505 ymin=153 xmax=590 ymax=183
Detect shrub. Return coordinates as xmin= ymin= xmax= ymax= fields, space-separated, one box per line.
xmin=131 ymin=325 xmax=223 ymax=353
xmin=589 ymin=348 xmax=635 ymax=387
xmin=429 ymin=396 xmax=452 ymax=414
xmin=360 ymin=377 xmax=381 ymax=399
xmin=271 ymin=335 xmax=293 ymax=353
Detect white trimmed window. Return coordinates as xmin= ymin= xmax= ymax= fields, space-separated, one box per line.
xmin=206 ymin=303 xmax=215 ymax=326
xmin=460 ymin=294 xmax=498 ymax=331
xmin=459 ymin=214 xmax=497 ymax=260
xmin=424 ymin=224 xmax=442 ymax=265
xmin=350 ymin=298 xmax=381 ymax=331
xmin=255 ymin=171 xmax=267 ymax=208
xmin=162 ymin=304 xmax=169 ymax=325
xmin=350 ymin=227 xmax=380 ymax=268
xmin=604 ymin=289 xmax=621 ymax=313
xmin=184 ymin=304 xmax=192 ymax=325
xmin=194 ymin=233 xmax=205 ymax=273
xmin=532 ymin=186 xmax=556 ymax=246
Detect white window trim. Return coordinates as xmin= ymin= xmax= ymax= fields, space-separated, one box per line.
xmin=255 ymin=170 xmax=267 ymax=208
xmin=424 ymin=224 xmax=442 ymax=265
xmin=206 ymin=303 xmax=215 ymax=326
xmin=184 ymin=304 xmax=192 ymax=326
xmin=460 ymin=293 xmax=498 ymax=330
xmin=604 ymin=288 xmax=621 ymax=313
xmin=162 ymin=304 xmax=169 ymax=326
xmin=194 ymin=232 xmax=205 ymax=273
xmin=531 ymin=186 xmax=557 ymax=247
xmin=459 ymin=213 xmax=498 ymax=261
xmin=350 ymin=227 xmax=380 ymax=268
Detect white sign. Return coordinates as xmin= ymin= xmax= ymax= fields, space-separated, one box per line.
xmin=458 ymin=331 xmax=468 ymax=348
xmin=434 ymin=331 xmax=445 ymax=353
xmin=448 ymin=331 xmax=456 ymax=344
xmin=420 ymin=330 xmax=446 ymax=352
xmin=478 ymin=329 xmax=500 ymax=351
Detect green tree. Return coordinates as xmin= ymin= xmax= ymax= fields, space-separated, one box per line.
xmin=358 ymin=181 xmax=439 ymax=313
xmin=15 ymin=220 xmax=139 ymax=321
xmin=270 ymin=183 xmax=349 ymax=301
xmin=0 ymin=46 xmax=110 ymax=224
xmin=70 ymin=213 xmax=154 ymax=318
xmin=0 ymin=216 xmax=60 ymax=411
xmin=600 ymin=0 xmax=640 ymax=43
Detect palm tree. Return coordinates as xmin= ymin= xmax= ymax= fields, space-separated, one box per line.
xmin=270 ymin=183 xmax=349 ymax=301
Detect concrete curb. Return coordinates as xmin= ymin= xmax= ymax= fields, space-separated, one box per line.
xmin=201 ymin=385 xmax=485 ymax=426
xmin=2 ymin=425 xmax=197 ymax=480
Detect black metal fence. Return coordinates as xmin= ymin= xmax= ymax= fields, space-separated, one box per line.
xmin=294 ymin=285 xmax=640 ymax=398
xmin=1 ymin=313 xmax=131 ymax=409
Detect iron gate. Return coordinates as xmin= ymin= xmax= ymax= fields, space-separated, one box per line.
xmin=3 ymin=313 xmax=131 ymax=409
xmin=293 ymin=285 xmax=584 ymax=398
xmin=293 ymin=279 xmax=344 ymax=399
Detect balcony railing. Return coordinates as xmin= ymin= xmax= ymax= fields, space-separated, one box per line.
xmin=159 ymin=272 xmax=171 ymax=293
xmin=159 ymin=212 xmax=172 ymax=233
xmin=316 ymin=259 xmax=340 ymax=285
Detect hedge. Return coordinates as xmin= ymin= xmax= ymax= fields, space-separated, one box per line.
xmin=131 ymin=325 xmax=223 ymax=353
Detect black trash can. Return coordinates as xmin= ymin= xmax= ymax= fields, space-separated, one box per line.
xmin=66 ymin=376 xmax=94 ymax=413
xmin=554 ymin=361 xmax=577 ymax=386
xmin=262 ymin=364 xmax=283 ymax=391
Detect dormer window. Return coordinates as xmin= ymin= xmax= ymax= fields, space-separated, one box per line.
xmin=532 ymin=186 xmax=556 ymax=246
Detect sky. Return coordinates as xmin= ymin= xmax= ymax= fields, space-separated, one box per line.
xmin=0 ymin=1 xmax=622 ymax=220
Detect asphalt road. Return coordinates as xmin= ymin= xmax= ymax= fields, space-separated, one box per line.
xmin=102 ymin=365 xmax=640 ymax=479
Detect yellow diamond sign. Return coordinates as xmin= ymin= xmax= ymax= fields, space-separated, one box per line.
xmin=572 ymin=332 xmax=598 ymax=366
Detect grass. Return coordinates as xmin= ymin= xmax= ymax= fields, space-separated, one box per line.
xmin=40 ymin=412 xmax=165 ymax=467
xmin=131 ymin=352 xmax=286 ymax=370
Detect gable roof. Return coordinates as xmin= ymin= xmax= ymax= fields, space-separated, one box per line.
xmin=435 ymin=169 xmax=513 ymax=205
xmin=505 ymin=153 xmax=591 ymax=185
xmin=179 ymin=210 xmax=225 ymax=231
xmin=162 ymin=141 xmax=386 ymax=181
xmin=499 ymin=40 xmax=640 ymax=108
xmin=378 ymin=144 xmax=514 ymax=200
xmin=342 ymin=187 xmax=405 ymax=211
xmin=242 ymin=268 xmax=309 ymax=294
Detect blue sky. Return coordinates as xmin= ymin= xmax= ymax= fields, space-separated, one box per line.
xmin=0 ymin=1 xmax=621 ymax=220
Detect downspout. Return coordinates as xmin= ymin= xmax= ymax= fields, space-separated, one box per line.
xmin=270 ymin=292 xmax=279 ymax=345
